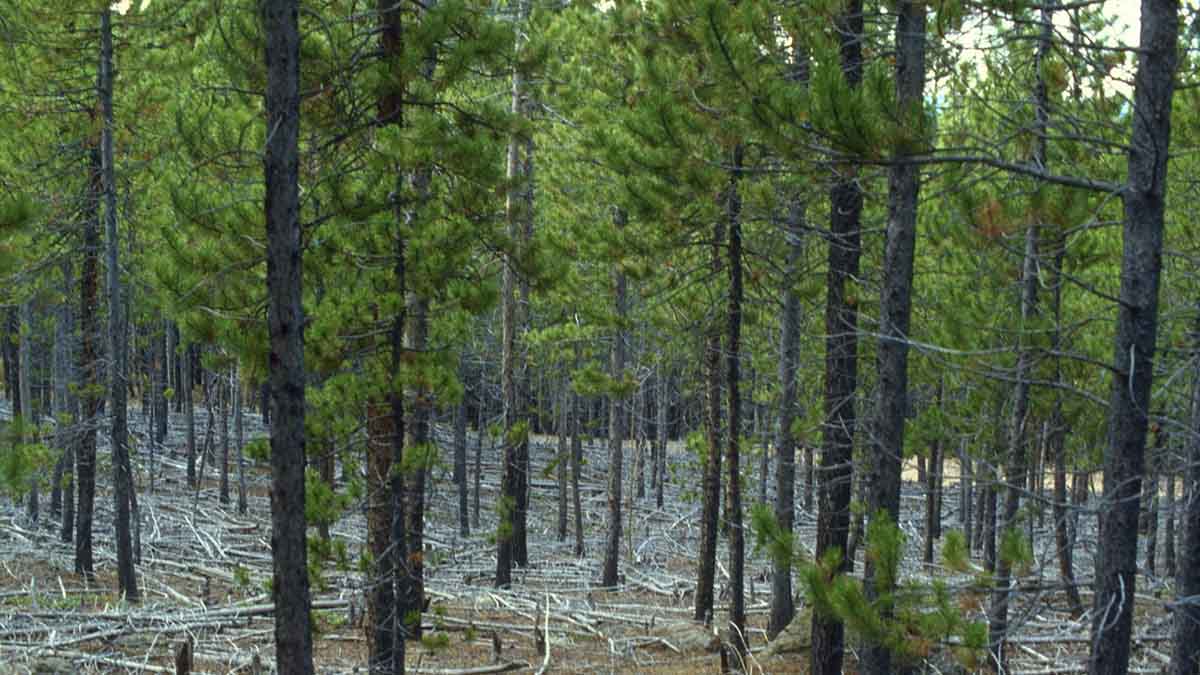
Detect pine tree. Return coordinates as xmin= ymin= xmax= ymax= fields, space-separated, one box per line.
xmin=1091 ymin=1 xmax=1180 ymax=672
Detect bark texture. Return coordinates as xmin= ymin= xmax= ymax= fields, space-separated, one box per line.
xmin=811 ymin=3 xmax=863 ymax=671
xmin=602 ymin=209 xmax=628 ymax=588
xmin=769 ymin=196 xmax=804 ymax=640
xmin=1090 ymin=1 xmax=1178 ymax=672
xmin=861 ymin=1 xmax=925 ymax=669
xmin=75 ymin=145 xmax=102 ymax=580
xmin=262 ymin=0 xmax=314 ymax=670
xmin=100 ymin=8 xmax=137 ymax=603
xmin=1173 ymin=305 xmax=1200 ymax=674
xmin=724 ymin=146 xmax=746 ymax=659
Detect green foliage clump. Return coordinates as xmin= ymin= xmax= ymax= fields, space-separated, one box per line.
xmin=753 ymin=508 xmax=987 ymax=670
xmin=750 ymin=502 xmax=799 ymax=568
xmin=999 ymin=526 xmax=1034 ymax=576
xmin=941 ymin=530 xmax=971 ymax=573
xmin=0 ymin=419 xmax=51 ymax=501
xmin=244 ymin=437 xmax=270 ymax=464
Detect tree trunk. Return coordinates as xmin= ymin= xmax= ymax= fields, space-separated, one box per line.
xmin=988 ymin=9 xmax=1050 ymax=667
xmin=637 ymin=381 xmax=648 ymax=502
xmin=55 ymin=260 xmax=76 ymax=543
xmin=512 ymin=49 xmax=535 ymax=576
xmin=768 ymin=192 xmax=804 ymax=640
xmin=263 ymin=0 xmax=314 ymax=669
xmin=756 ymin=402 xmax=767 ymax=506
xmin=405 ymin=296 xmax=430 ymax=637
xmin=862 ymin=3 xmax=925 ymax=668
xmin=154 ymin=321 xmax=167 ymax=444
xmin=390 ymin=246 xmax=413 ymax=662
xmin=100 ymin=8 xmax=137 ymax=604
xmin=924 ymin=440 xmax=940 ymax=566
xmin=19 ymin=300 xmax=37 ymax=523
xmin=1172 ymin=305 xmax=1200 ymax=675
xmin=367 ymin=397 xmax=396 ymax=674
xmin=219 ymin=370 xmax=230 ymax=505
xmin=1090 ymin=2 xmax=1178 ymax=673
xmin=983 ymin=473 xmax=997 ymax=574
xmin=1047 ymin=232 xmax=1084 ymax=616
xmin=235 ymin=369 xmax=247 ymax=515
xmin=555 ymin=380 xmax=568 ymax=542
xmin=2 ymin=309 xmax=17 ymax=412
xmin=75 ymin=144 xmax=102 ymax=581
xmin=960 ymin=440 xmax=973 ymax=556
xmin=846 ymin=455 xmax=866 ymax=573
xmin=185 ymin=344 xmax=196 ymax=485
xmin=496 ymin=0 xmax=530 ymax=587
xmin=694 ymin=217 xmax=724 ymax=625
xmin=1165 ymin=461 xmax=1175 ymax=579
xmin=571 ymin=349 xmax=585 ymax=558
xmin=812 ymin=4 xmax=863 ymax=671
xmin=933 ymin=436 xmax=944 ymax=539
xmin=1145 ymin=430 xmax=1164 ymax=576
xmin=655 ymin=369 xmax=668 ymax=510
xmin=723 ymin=145 xmax=747 ymax=660
xmin=457 ymin=368 xmax=471 ymax=539
xmin=168 ymin=323 xmax=180 ymax=414
xmin=602 ymin=209 xmax=628 ymax=589
xmin=474 ymin=368 xmax=484 ymax=531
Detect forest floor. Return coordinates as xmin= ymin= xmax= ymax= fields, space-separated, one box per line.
xmin=0 ymin=399 xmax=1178 ymax=674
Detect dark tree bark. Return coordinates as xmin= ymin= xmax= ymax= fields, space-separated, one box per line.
xmin=456 ymin=369 xmax=471 ymax=539
xmin=260 ymin=381 xmax=270 ymax=426
xmin=572 ymin=352 xmax=585 ymax=557
xmin=405 ymin=296 xmax=430 ymax=638
xmin=602 ymin=209 xmax=628 ymax=589
xmin=496 ymin=0 xmax=530 ymax=587
xmin=1172 ymin=305 xmax=1200 ymax=675
xmin=1145 ymin=429 xmax=1164 ymax=576
xmin=756 ymin=401 xmax=767 ymax=506
xmin=55 ymin=260 xmax=76 ymax=544
xmin=184 ymin=343 xmax=196 ymax=486
xmin=924 ymin=439 xmax=941 ymax=566
xmin=75 ymin=145 xmax=102 ymax=580
xmin=100 ymin=8 xmax=137 ymax=604
xmin=511 ymin=29 xmax=535 ymax=575
xmin=1090 ymin=1 xmax=1178 ymax=672
xmin=655 ymin=369 xmax=668 ymax=510
xmin=1048 ymin=232 xmax=1084 ymax=617
xmin=862 ymin=2 xmax=925 ymax=669
xmin=694 ymin=217 xmax=724 ymax=625
xmin=366 ymin=398 xmax=396 ymax=674
xmin=19 ymin=300 xmax=37 ymax=523
xmin=262 ymin=0 xmax=314 ymax=670
xmin=390 ymin=243 xmax=412 ymax=666
xmin=235 ymin=369 xmax=246 ymax=515
xmin=2 ymin=308 xmax=16 ymax=411
xmin=768 ymin=193 xmax=804 ymax=640
xmin=154 ymin=321 xmax=167 ymax=444
xmin=960 ymin=441 xmax=973 ymax=555
xmin=811 ymin=4 xmax=863 ymax=672
xmin=846 ymin=452 xmax=866 ymax=573
xmin=725 ymin=145 xmax=747 ymax=660
xmin=1165 ymin=457 xmax=1175 ymax=578
xmin=636 ymin=379 xmax=648 ymax=502
xmin=168 ymin=323 xmax=180 ymax=414
xmin=555 ymin=380 xmax=568 ymax=542
xmin=219 ymin=370 xmax=230 ymax=505
xmin=370 ymin=0 xmax=407 ymax=669
xmin=474 ymin=368 xmax=484 ymax=531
